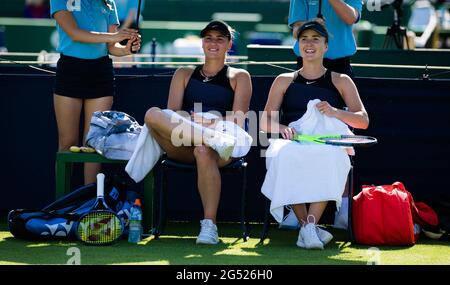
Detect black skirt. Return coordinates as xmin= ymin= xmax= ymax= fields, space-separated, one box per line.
xmin=54 ymin=54 xmax=115 ymax=99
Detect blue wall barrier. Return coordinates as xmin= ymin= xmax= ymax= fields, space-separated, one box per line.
xmin=1 ymin=70 xmax=449 ymax=222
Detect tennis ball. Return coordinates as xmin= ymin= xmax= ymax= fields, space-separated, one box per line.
xmin=70 ymin=146 xmax=80 ymax=152
xmin=80 ymin=147 xmax=95 ymax=153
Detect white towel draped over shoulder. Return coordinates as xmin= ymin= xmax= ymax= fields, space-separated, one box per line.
xmin=125 ymin=109 xmax=252 ymax=183
xmin=261 ymin=99 xmax=352 ymax=223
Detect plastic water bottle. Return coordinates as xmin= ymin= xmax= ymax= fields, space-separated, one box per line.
xmin=128 ymin=199 xmax=143 ymax=243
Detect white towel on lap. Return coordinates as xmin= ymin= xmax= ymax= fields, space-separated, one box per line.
xmin=261 ymin=99 xmax=352 ymax=223
xmin=125 ymin=109 xmax=252 ymax=182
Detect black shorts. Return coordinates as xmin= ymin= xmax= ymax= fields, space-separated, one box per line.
xmin=54 ymin=54 xmax=115 ymax=99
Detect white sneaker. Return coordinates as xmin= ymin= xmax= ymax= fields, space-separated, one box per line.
xmin=196 ymin=219 xmax=219 ymax=245
xmin=297 ymin=226 xmax=333 ymax=248
xmin=299 ymin=223 xmax=324 ymax=250
xmin=204 ymin=132 xmax=236 ymax=161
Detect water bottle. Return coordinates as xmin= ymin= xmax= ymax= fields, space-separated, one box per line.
xmin=128 ymin=199 xmax=143 ymax=243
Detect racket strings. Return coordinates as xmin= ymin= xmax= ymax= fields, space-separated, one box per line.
xmin=325 ymin=136 xmax=377 ymax=146
xmin=78 ymin=212 xmax=122 ymax=244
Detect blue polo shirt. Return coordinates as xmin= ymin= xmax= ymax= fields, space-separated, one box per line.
xmin=288 ymin=0 xmax=363 ymax=59
xmin=50 ymin=0 xmax=120 ymax=59
xmin=115 ymin=0 xmax=145 ymax=22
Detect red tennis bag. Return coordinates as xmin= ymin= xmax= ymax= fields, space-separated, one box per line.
xmin=352 ymin=182 xmax=417 ymax=246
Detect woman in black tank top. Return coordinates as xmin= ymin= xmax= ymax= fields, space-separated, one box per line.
xmin=260 ymin=21 xmax=369 ymax=249
xmin=143 ymin=21 xmax=252 ymax=245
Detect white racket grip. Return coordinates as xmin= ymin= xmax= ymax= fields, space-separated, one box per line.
xmin=96 ymin=173 xmax=105 ymax=197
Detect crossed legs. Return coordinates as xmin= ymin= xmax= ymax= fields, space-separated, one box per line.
xmin=145 ymin=107 xmax=231 ymax=223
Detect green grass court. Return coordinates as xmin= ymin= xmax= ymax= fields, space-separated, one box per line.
xmin=1 ymin=220 xmax=449 ymax=265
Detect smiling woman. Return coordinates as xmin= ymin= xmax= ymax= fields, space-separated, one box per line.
xmin=260 ymin=20 xmax=370 ymax=250
xmin=136 ymin=20 xmax=253 ymax=246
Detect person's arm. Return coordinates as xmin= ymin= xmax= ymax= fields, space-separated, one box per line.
xmin=288 ymin=0 xmax=308 ymax=40
xmin=53 ymin=10 xmax=137 ymax=43
xmin=328 ymin=0 xmax=360 ymax=25
xmin=167 ymin=67 xmax=193 ymax=111
xmin=317 ymin=73 xmax=369 ymax=129
xmin=260 ymin=73 xmax=296 ymax=140
xmin=121 ymin=9 xmax=137 ymax=29
xmin=227 ymin=69 xmax=252 ymax=129
xmin=107 ymin=25 xmax=141 ymax=56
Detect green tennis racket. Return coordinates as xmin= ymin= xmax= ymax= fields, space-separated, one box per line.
xmin=293 ymin=134 xmax=377 ymax=147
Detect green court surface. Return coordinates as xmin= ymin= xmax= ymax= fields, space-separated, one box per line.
xmin=1 ymin=220 xmax=449 ymax=265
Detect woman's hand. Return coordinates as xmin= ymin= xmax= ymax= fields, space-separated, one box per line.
xmin=110 ymin=28 xmax=138 ymax=43
xmin=190 ymin=112 xmax=217 ymax=128
xmin=316 ymin=101 xmax=338 ymax=117
xmin=126 ymin=34 xmax=141 ymax=54
xmin=280 ymin=126 xmax=297 ymax=140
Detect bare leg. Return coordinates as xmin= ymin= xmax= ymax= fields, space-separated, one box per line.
xmin=194 ymin=146 xmax=231 ymax=223
xmin=54 ymin=94 xmax=82 ymax=151
xmin=146 ymin=107 xmax=196 ymax=163
xmin=194 ymin=146 xmax=221 ymax=223
xmin=83 ymin=96 xmax=113 ymax=184
xmin=307 ymin=201 xmax=328 ymax=224
xmin=146 ymin=107 xmax=232 ymax=222
xmin=292 ymin=204 xmax=308 ymax=225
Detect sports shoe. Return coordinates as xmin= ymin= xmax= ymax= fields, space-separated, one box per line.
xmin=297 ymin=226 xmax=333 ymax=248
xmin=299 ymin=223 xmax=323 ymax=249
xmin=202 ymin=127 xmax=236 ymax=161
xmin=196 ymin=219 xmax=219 ymax=245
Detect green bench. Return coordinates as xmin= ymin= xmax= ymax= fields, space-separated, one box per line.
xmin=55 ymin=151 xmax=154 ymax=233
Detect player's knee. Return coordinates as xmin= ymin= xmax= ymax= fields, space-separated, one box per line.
xmin=194 ymin=146 xmax=217 ymax=164
xmin=144 ymin=107 xmax=162 ymax=128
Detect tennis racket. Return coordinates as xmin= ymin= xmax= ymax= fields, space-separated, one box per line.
xmin=76 ymin=173 xmax=123 ymax=245
xmin=293 ymin=134 xmax=377 ymax=147
xmin=119 ymin=0 xmax=142 ymax=54
xmin=317 ymin=0 xmax=324 ymax=20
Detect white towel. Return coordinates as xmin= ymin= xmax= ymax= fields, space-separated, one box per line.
xmin=125 ymin=109 xmax=253 ymax=182
xmin=261 ymin=99 xmax=352 ymax=223
xmin=125 ymin=125 xmax=163 ymax=183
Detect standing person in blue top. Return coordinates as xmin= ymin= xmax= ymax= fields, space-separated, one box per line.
xmin=115 ymin=0 xmax=145 ymax=29
xmin=50 ymin=0 xmax=141 ymax=184
xmin=288 ymin=0 xmax=363 ymax=77
xmin=144 ymin=21 xmax=252 ymax=245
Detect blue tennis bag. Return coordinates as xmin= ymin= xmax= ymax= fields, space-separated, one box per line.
xmin=7 ymin=177 xmax=139 ymax=241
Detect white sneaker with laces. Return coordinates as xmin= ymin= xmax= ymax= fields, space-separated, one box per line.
xmin=297 ymin=226 xmax=333 ymax=248
xmin=299 ymin=223 xmax=324 ymax=250
xmin=196 ymin=219 xmax=219 ymax=245
xmin=204 ymin=132 xmax=236 ymax=161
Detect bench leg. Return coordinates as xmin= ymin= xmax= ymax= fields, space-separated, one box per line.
xmin=142 ymin=171 xmax=154 ymax=233
xmin=55 ymin=161 xmax=72 ymax=199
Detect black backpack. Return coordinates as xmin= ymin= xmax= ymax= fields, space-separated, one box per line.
xmin=7 ymin=177 xmax=138 ymax=241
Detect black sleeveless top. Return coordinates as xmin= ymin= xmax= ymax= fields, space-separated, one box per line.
xmin=182 ymin=65 xmax=234 ymax=116
xmin=280 ymin=69 xmax=346 ymax=125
